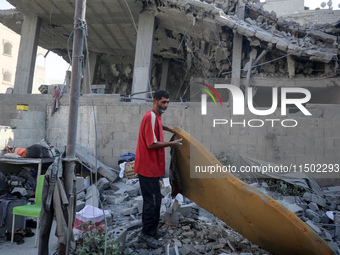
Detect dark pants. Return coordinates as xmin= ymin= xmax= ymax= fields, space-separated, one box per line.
xmin=139 ymin=174 xmax=162 ymax=236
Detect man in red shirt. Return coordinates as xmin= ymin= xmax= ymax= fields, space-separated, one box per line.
xmin=134 ymin=89 xmax=182 ymax=248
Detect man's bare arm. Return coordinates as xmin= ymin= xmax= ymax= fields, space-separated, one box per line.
xmin=162 ymin=125 xmax=174 ymax=133
xmin=147 ymin=139 xmax=182 ymax=149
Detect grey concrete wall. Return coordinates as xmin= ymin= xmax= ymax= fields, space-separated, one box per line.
xmin=285 ymin=9 xmax=340 ymax=25
xmin=46 ymin=94 xmax=191 ymax=172
xmin=0 ymin=94 xmax=48 ymax=155
xmin=191 ymin=103 xmax=340 ymax=167
xmin=0 ymin=94 xmax=338 ymax=174
xmin=45 ymin=94 xmax=340 ymax=174
xmin=262 ymin=0 xmax=304 ymax=16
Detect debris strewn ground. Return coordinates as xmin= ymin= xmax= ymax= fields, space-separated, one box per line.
xmin=73 ymin=175 xmax=340 ymax=254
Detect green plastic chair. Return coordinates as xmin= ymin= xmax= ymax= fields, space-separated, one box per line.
xmin=11 ymin=174 xmax=45 ymax=247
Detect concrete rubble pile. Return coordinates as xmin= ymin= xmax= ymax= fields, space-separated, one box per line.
xmin=75 ymin=171 xmax=340 ymax=254
xmin=76 ymin=176 xmax=274 ymax=254
xmin=160 ymin=0 xmax=338 ymax=74
xmin=92 ymin=0 xmax=340 ymax=96
xmin=248 ymin=181 xmax=340 ymax=254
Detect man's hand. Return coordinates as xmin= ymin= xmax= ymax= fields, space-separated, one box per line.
xmin=171 ymin=138 xmax=183 ymax=148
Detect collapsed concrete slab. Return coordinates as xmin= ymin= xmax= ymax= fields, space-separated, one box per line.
xmin=75 ymin=144 xmax=118 ymax=182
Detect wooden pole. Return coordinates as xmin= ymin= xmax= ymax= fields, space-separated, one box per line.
xmin=61 ymin=0 xmax=86 ymax=254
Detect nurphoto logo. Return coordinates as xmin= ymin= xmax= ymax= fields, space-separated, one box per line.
xmin=200 ymin=83 xmax=312 ymax=127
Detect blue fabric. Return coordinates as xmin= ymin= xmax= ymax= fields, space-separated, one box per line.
xmin=118 ymin=152 xmax=135 ymax=164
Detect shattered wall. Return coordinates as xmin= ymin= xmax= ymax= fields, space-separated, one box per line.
xmin=84 ymin=0 xmax=339 ymax=100
xmin=0 ymin=94 xmax=48 ymax=155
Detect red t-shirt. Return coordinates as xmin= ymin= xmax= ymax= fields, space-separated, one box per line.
xmin=134 ymin=110 xmax=165 ymax=177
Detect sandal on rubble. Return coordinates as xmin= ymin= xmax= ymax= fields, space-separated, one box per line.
xmin=138 ymin=232 xmax=162 ymax=249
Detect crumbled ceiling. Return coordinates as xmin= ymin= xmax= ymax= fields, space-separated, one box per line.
xmin=0 ymin=0 xmax=339 ymax=97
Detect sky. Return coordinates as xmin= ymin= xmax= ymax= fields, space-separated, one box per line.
xmin=0 ymin=0 xmax=338 ymax=83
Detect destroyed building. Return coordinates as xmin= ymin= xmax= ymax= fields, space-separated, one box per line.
xmin=0 ymin=0 xmax=340 ymax=254
xmin=0 ymin=0 xmax=338 ymax=166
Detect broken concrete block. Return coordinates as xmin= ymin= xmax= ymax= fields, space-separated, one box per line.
xmin=104 ymin=212 xmax=113 ymax=226
xmin=321 ymin=230 xmax=333 ymax=241
xmin=175 ymin=203 xmax=194 ymax=217
xmin=97 ymin=177 xmax=110 ymax=193
xmin=308 ymin=51 xmax=334 ymax=63
xmin=193 ymin=244 xmax=206 ymax=253
xmin=252 ymin=2 xmax=263 ymax=11
xmin=110 ymin=180 xmax=139 ymax=197
xmin=76 ymin=144 xmax=118 ymax=182
xmin=77 ymin=191 xmax=85 ymax=201
xmin=305 ymin=220 xmax=322 ymax=234
xmin=122 ymin=206 xmax=138 ymax=216
xmin=283 ymin=196 xmax=296 ymax=204
xmin=276 ymin=40 xmax=289 ymax=52
xmin=308 ymin=202 xmax=319 ymax=212
xmin=320 ymin=213 xmax=331 ymax=224
xmin=161 ymin=178 xmax=172 ymax=196
xmin=329 ymin=203 xmax=337 ymax=211
xmin=86 ymin=184 xmax=99 ymax=207
xmin=303 ymin=192 xmax=326 ymax=208
xmin=109 ymin=227 xmax=127 ymax=254
xmin=182 ymin=231 xmax=195 ymax=238
xmin=163 ymin=211 xmax=182 ymax=226
xmin=166 ymin=243 xmax=180 ymax=255
xmin=216 ymin=16 xmax=237 ymax=29
xmin=76 ymin=200 xmax=86 ymax=212
xmin=305 ymin=209 xmax=319 ymax=220
xmin=327 ymin=241 xmax=339 ymax=253
xmin=284 ymin=203 xmax=304 ymax=214
xmin=255 ymin=30 xmax=273 ymax=42
xmin=104 ymin=194 xmax=128 ymax=204
xmin=236 ymin=24 xmax=255 ymax=38
xmin=326 ymin=196 xmax=340 ymax=205
xmin=309 ymin=30 xmax=337 ymax=44
xmin=182 ymin=225 xmax=191 ymax=231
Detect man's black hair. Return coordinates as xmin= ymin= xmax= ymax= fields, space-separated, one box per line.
xmin=154 ymin=89 xmax=170 ymax=100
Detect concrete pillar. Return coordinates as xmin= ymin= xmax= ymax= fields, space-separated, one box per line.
xmin=14 ymin=15 xmax=41 ymax=94
xmin=230 ymin=2 xmax=245 ymax=106
xmin=82 ymin=52 xmax=98 ymax=94
xmin=230 ymin=2 xmax=245 ymax=88
xmin=160 ymin=58 xmax=169 ymax=90
xmin=287 ymin=55 xmax=295 ymax=78
xmin=131 ymin=11 xmax=155 ymax=100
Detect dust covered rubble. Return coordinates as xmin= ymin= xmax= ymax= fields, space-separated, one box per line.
xmin=76 ymin=176 xmax=340 ymax=254
xmin=83 ymin=177 xmax=273 ymax=255
xmin=247 ymin=181 xmax=340 ymax=254
xmin=159 ymin=0 xmax=338 ymax=78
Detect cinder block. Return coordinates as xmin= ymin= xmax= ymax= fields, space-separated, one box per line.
xmin=239 ymin=135 xmax=257 ymax=145
xmin=283 ymin=146 xmax=305 ymax=156
xmin=305 ymin=146 xmax=325 ymax=155
xmin=324 ymin=128 xmax=340 ymax=138
xmin=324 ymin=147 xmax=340 ymax=157
xmin=110 ymin=227 xmax=127 ymax=253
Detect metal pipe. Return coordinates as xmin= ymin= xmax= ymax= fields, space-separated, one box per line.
xmin=66 ymin=195 xmax=75 ymax=255
xmin=61 ymin=0 xmax=86 ymax=254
